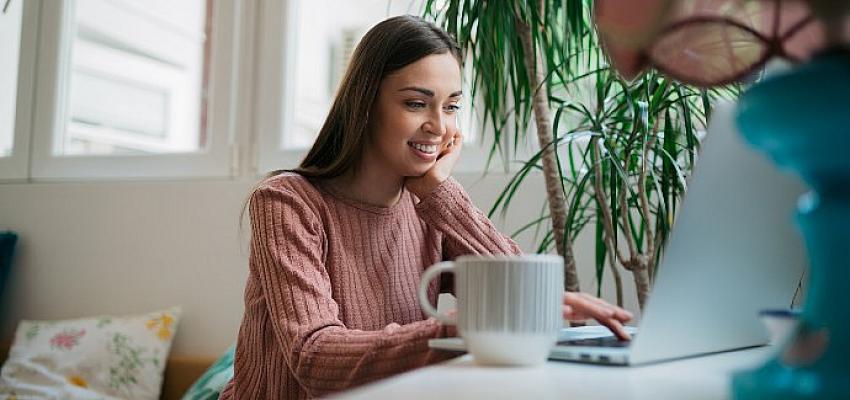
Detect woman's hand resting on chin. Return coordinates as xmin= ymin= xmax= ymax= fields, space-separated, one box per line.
xmin=405 ymin=132 xmax=463 ymax=199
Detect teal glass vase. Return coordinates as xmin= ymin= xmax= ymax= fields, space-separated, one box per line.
xmin=732 ymin=49 xmax=850 ymax=399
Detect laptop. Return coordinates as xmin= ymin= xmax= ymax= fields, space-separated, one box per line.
xmin=429 ymin=101 xmax=807 ymax=365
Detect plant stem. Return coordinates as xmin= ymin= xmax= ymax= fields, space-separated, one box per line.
xmin=516 ymin=3 xmax=579 ymax=293
xmin=640 ymin=142 xmax=656 ymax=287
xmin=631 ymin=263 xmax=651 ymax=310
xmin=591 ymin=139 xmax=626 ymax=306
xmin=591 ymin=140 xmax=628 ymax=266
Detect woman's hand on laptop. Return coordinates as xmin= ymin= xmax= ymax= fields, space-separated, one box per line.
xmin=563 ymin=292 xmax=634 ymax=340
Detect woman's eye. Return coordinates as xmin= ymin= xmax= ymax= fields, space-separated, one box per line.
xmin=445 ymin=104 xmax=461 ymax=113
xmin=405 ymin=101 xmax=427 ymax=109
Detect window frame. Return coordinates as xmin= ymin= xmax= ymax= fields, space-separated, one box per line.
xmin=2 ymin=0 xmax=502 ymax=184
xmin=26 ymin=0 xmax=241 ymax=181
xmin=0 ymin=0 xmax=36 ymax=181
xmin=255 ymin=0 xmax=302 ymax=175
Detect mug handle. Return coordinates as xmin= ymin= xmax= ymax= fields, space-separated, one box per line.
xmin=418 ymin=261 xmax=457 ymax=325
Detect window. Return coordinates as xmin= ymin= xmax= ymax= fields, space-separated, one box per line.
xmin=3 ymin=0 xmax=492 ymax=182
xmin=257 ymin=0 xmax=485 ymax=174
xmin=0 ymin=0 xmax=22 ymax=158
xmin=0 ymin=0 xmax=31 ymax=180
xmin=61 ymin=0 xmax=210 ymax=156
xmin=27 ymin=0 xmax=240 ymax=180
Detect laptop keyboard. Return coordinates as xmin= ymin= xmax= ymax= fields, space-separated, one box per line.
xmin=558 ymin=335 xmax=634 ymax=348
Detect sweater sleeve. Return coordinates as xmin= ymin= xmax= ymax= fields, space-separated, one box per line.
xmin=247 ymin=184 xmax=455 ymax=398
xmin=414 ymin=177 xmax=523 ymax=259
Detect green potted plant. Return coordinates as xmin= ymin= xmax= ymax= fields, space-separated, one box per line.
xmin=425 ymin=0 xmax=737 ymax=310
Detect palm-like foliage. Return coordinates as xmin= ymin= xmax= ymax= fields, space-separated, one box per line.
xmin=425 ymin=0 xmax=596 ymax=294
xmin=425 ymin=0 xmax=739 ymax=309
xmin=496 ymin=66 xmax=738 ymax=308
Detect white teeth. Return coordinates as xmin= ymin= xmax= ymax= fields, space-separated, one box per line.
xmin=409 ymin=142 xmax=437 ymax=154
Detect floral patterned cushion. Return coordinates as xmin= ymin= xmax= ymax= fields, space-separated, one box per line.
xmin=0 ymin=308 xmax=180 ymax=400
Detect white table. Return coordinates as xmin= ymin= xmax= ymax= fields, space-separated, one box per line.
xmin=332 ymin=346 xmax=775 ymax=400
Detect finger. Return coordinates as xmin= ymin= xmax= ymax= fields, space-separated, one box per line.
xmin=451 ymin=132 xmax=463 ymax=148
xmin=568 ymin=305 xmax=610 ymax=324
xmin=565 ymin=311 xmax=592 ymax=322
xmin=439 ymin=139 xmax=454 ymax=157
xmin=441 ymin=134 xmax=459 ymax=153
xmin=602 ymin=318 xmax=631 ymax=341
xmin=562 ymin=304 xmax=591 ymax=321
xmin=562 ymin=304 xmax=574 ymax=319
xmin=584 ymin=294 xmax=633 ymax=322
xmin=564 ymin=293 xmax=631 ymax=339
xmin=572 ymin=293 xmax=616 ymax=320
xmin=615 ymin=308 xmax=633 ymax=322
xmin=581 ymin=293 xmax=632 ymax=323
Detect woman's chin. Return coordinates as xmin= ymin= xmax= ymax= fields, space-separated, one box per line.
xmin=405 ymin=170 xmax=430 ymax=179
xmin=404 ymin=162 xmax=435 ymax=177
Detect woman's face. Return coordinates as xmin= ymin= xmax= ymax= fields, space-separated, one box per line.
xmin=366 ymin=52 xmax=462 ymax=178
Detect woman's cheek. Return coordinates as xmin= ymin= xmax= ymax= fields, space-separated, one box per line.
xmin=448 ymin=115 xmax=459 ymax=131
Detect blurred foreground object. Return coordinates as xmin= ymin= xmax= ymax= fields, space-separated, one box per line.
xmin=595 ymin=1 xmax=850 ymax=398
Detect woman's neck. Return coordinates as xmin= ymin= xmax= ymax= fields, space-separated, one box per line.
xmin=328 ymin=159 xmax=404 ymax=208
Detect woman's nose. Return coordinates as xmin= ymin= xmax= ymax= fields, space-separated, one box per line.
xmin=423 ymin=111 xmax=446 ymax=136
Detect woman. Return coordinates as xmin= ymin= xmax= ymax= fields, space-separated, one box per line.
xmin=220 ymin=15 xmax=632 ymax=400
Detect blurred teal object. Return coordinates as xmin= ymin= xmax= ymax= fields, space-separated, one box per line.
xmin=0 ymin=231 xmax=18 ymax=300
xmin=732 ymin=49 xmax=850 ymax=399
xmin=181 ymin=344 xmax=235 ymax=400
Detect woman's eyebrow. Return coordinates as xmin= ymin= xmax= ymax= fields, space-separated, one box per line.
xmin=399 ymin=86 xmax=463 ymax=97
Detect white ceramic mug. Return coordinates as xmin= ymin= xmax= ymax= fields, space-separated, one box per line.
xmin=418 ymin=254 xmax=564 ymax=366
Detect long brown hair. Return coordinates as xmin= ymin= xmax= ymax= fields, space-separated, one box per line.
xmin=277 ymin=15 xmax=462 ymax=179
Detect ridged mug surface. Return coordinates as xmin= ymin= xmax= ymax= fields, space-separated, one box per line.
xmin=454 ymin=255 xmax=564 ymax=366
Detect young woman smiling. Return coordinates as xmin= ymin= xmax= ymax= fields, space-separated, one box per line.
xmin=221 ymin=15 xmax=632 ymax=400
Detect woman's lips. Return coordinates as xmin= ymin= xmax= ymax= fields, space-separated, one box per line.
xmin=408 ymin=141 xmax=438 ymax=161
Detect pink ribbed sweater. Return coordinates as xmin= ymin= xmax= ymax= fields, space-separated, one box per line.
xmin=219 ymin=173 xmax=521 ymax=399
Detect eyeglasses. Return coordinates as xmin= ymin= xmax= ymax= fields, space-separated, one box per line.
xmin=595 ymin=0 xmax=833 ymax=87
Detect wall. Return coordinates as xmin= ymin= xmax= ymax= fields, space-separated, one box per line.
xmin=0 ymin=171 xmax=639 ymax=356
